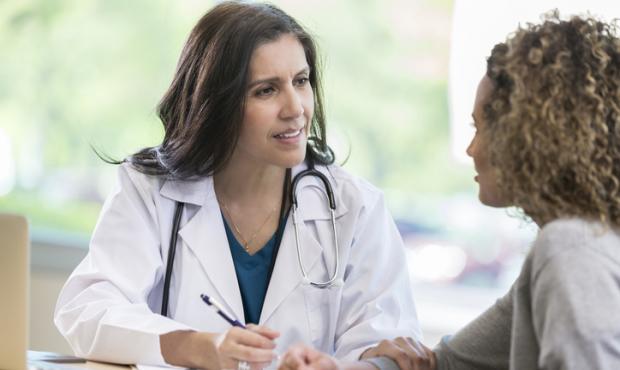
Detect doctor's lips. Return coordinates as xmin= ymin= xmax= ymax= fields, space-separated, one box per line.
xmin=273 ymin=127 xmax=304 ymax=143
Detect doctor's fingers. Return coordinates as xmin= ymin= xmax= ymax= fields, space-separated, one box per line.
xmin=399 ymin=337 xmax=436 ymax=370
xmin=218 ymin=340 xmax=277 ymax=364
xmin=280 ymin=346 xmax=339 ymax=370
xmin=246 ymin=323 xmax=280 ymax=340
xmin=278 ymin=351 xmax=307 ymax=370
xmin=422 ymin=345 xmax=436 ymax=370
xmin=222 ymin=327 xmax=277 ymax=349
xmin=302 ymin=347 xmax=339 ymax=370
xmin=307 ymin=353 xmax=339 ymax=370
xmin=245 ymin=360 xmax=273 ymax=370
xmin=281 ymin=344 xmax=310 ymax=362
xmin=365 ymin=338 xmax=429 ymax=370
xmin=393 ymin=337 xmax=435 ymax=370
xmin=279 ymin=344 xmax=330 ymax=370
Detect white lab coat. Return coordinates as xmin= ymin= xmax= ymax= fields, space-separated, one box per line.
xmin=54 ymin=162 xmax=421 ymax=367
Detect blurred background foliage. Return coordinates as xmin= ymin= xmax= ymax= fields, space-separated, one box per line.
xmin=1 ymin=0 xmax=478 ymax=240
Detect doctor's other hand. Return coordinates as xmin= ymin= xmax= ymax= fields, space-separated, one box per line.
xmin=278 ymin=344 xmax=341 ymax=370
xmin=361 ymin=337 xmax=436 ymax=370
xmin=160 ymin=324 xmax=280 ymax=370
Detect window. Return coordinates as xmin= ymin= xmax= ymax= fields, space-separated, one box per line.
xmin=4 ymin=0 xmax=613 ymax=343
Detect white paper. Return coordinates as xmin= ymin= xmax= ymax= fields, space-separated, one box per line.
xmin=134 ymin=365 xmax=188 ymax=370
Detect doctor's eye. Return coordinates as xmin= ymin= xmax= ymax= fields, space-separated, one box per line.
xmin=255 ymin=85 xmax=276 ymax=97
xmin=294 ymin=77 xmax=309 ymax=87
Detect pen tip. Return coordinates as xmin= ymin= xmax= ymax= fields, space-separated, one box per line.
xmin=200 ymin=293 xmax=210 ymax=303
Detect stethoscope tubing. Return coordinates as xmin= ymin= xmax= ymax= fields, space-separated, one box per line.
xmin=290 ymin=168 xmax=340 ymax=289
xmin=161 ymin=165 xmax=341 ymax=317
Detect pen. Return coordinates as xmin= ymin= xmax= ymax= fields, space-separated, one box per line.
xmin=200 ymin=293 xmax=246 ymax=328
xmin=200 ymin=293 xmax=281 ymax=365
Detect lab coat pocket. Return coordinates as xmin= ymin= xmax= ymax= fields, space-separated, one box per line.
xmin=303 ymin=284 xmax=340 ymax=349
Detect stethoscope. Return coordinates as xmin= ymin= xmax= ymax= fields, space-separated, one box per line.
xmin=290 ymin=166 xmax=340 ymax=289
xmin=161 ymin=163 xmax=340 ymax=317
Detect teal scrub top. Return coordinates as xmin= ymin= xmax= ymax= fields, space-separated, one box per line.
xmin=222 ymin=215 xmax=286 ymax=324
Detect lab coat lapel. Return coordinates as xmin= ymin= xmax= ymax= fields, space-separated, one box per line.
xmin=260 ymin=163 xmax=348 ymax=323
xmin=259 ymin=212 xmax=323 ymax=324
xmin=160 ymin=163 xmax=348 ymax=325
xmin=176 ymin=182 xmax=245 ymax=322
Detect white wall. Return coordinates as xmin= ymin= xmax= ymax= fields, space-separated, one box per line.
xmin=449 ymin=0 xmax=620 ymax=164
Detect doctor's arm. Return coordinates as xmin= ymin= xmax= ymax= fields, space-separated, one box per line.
xmin=54 ymin=165 xmax=277 ymax=368
xmin=54 ymin=165 xmax=193 ymax=365
xmin=334 ymin=191 xmax=422 ymax=361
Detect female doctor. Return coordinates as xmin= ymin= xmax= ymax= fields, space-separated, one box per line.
xmin=54 ymin=2 xmax=420 ymax=369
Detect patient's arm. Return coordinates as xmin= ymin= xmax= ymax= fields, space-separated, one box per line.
xmin=361 ymin=285 xmax=515 ymax=370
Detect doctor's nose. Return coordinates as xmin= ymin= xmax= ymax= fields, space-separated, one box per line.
xmin=280 ymin=88 xmax=304 ymax=119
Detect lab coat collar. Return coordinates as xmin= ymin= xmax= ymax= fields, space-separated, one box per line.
xmin=160 ymin=161 xmax=348 ymax=323
xmin=158 ymin=162 xmax=349 ymax=220
xmin=159 ymin=176 xmax=211 ymax=206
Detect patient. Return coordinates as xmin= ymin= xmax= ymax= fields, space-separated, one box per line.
xmin=278 ymin=13 xmax=620 ymax=370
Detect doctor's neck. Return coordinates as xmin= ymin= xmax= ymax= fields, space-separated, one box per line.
xmin=213 ymin=158 xmax=287 ymax=206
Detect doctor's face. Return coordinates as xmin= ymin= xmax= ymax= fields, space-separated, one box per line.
xmin=234 ymin=33 xmax=314 ymax=169
xmin=467 ymin=76 xmax=509 ymax=207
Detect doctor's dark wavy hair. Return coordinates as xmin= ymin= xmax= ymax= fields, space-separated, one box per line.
xmin=484 ymin=12 xmax=620 ymax=226
xmin=123 ymin=1 xmax=333 ymax=179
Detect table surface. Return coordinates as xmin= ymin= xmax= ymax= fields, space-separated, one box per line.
xmin=62 ymin=361 xmax=129 ymax=369
xmin=28 ymin=351 xmax=131 ymax=369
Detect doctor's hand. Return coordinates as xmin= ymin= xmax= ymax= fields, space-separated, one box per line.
xmin=278 ymin=344 xmax=341 ymax=370
xmin=361 ymin=337 xmax=436 ymax=370
xmin=160 ymin=325 xmax=279 ymax=370
xmin=214 ymin=324 xmax=280 ymax=370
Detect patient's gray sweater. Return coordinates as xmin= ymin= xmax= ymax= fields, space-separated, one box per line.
xmin=435 ymin=218 xmax=620 ymax=370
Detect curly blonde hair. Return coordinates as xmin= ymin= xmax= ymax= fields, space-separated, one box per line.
xmin=485 ymin=12 xmax=620 ymax=226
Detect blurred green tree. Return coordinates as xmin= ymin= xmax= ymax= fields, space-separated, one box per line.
xmin=0 ymin=0 xmax=473 ymax=237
